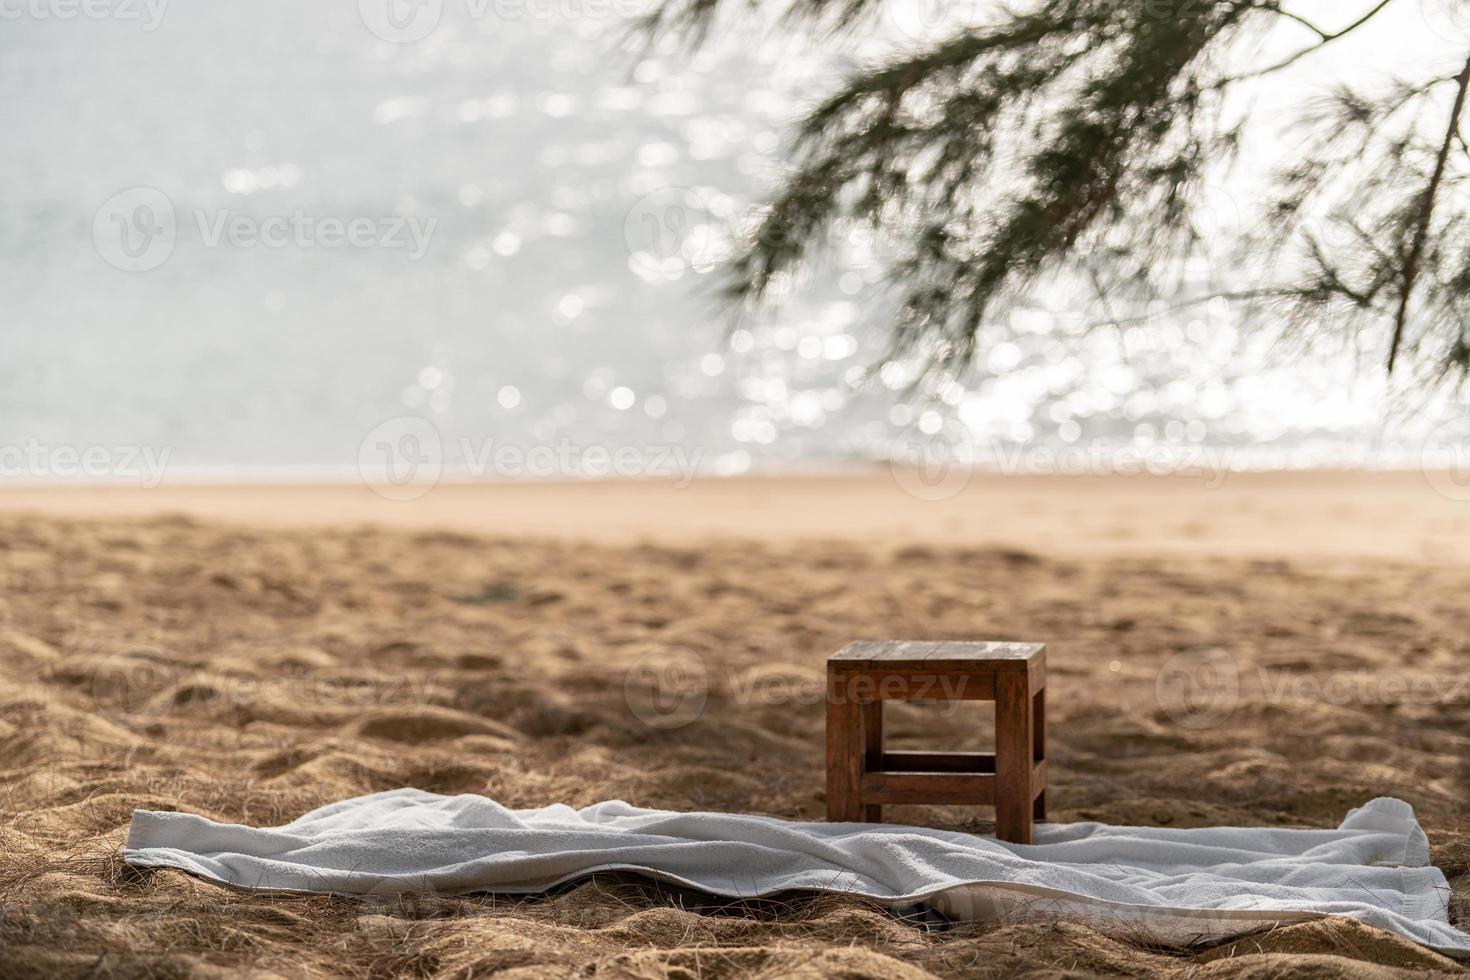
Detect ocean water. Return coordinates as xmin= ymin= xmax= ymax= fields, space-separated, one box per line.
xmin=1 ymin=0 xmax=1461 ymax=486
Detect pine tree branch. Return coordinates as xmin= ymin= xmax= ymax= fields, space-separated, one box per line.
xmin=639 ymin=0 xmax=1470 ymax=382
xmin=1268 ymin=0 xmax=1397 ymax=41
xmin=1219 ymin=0 xmax=1399 ymax=86
xmin=1267 ymin=7 xmax=1330 ymax=41
xmin=1080 ymin=287 xmax=1297 ymax=330
xmin=1388 ymin=52 xmax=1470 ymax=373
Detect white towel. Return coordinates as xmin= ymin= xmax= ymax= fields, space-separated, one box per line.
xmin=123 ymin=790 xmax=1469 ymax=957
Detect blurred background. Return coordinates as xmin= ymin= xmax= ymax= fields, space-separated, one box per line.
xmin=2 ymin=0 xmax=1465 ymax=484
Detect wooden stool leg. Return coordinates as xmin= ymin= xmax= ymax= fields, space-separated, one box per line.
xmin=826 ymin=671 xmax=863 ymax=821
xmin=995 ymin=672 xmax=1034 ymax=843
xmin=1032 ymin=686 xmax=1046 ymax=821
xmin=861 ymin=699 xmax=883 ymax=822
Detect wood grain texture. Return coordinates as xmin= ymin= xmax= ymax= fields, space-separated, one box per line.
xmin=880 ymin=751 xmax=996 ymax=773
xmin=995 ymin=670 xmax=1035 ymax=844
xmin=825 ymin=642 xmax=1046 ymax=841
xmin=830 ymin=640 xmax=1044 ymax=673
xmin=825 ymin=670 xmax=862 ymax=821
xmin=860 ymin=699 xmax=883 ymax=821
xmin=859 ymin=772 xmax=997 ymax=806
xmin=1033 ymin=687 xmax=1047 ymax=820
xmin=829 ymin=669 xmax=996 ymax=701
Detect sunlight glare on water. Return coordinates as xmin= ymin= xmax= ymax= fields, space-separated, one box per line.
xmin=0 ymin=0 xmax=1456 ymax=481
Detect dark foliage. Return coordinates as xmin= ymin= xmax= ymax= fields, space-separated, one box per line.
xmin=641 ymin=0 xmax=1470 ymax=382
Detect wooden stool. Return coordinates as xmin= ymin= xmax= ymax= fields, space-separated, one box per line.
xmin=826 ymin=640 xmax=1047 ymax=843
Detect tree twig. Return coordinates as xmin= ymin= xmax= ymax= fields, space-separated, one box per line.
xmin=1219 ymin=0 xmax=1399 ymax=86
xmin=1079 ymin=287 xmax=1292 ymax=331
xmin=1388 ymin=52 xmax=1470 ymax=373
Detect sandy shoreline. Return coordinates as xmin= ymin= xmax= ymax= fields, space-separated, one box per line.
xmin=1 ymin=467 xmax=1467 ymax=563
xmin=4 ymin=473 xmax=1470 ymax=976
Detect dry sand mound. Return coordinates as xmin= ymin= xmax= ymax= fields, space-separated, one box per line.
xmin=1 ymin=515 xmax=1468 ymax=978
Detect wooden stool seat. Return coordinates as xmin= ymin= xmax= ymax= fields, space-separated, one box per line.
xmin=826 ymin=640 xmax=1047 ymax=843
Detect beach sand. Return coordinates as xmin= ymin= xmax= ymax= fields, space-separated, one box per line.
xmin=2 ymin=470 xmax=1468 ymax=977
